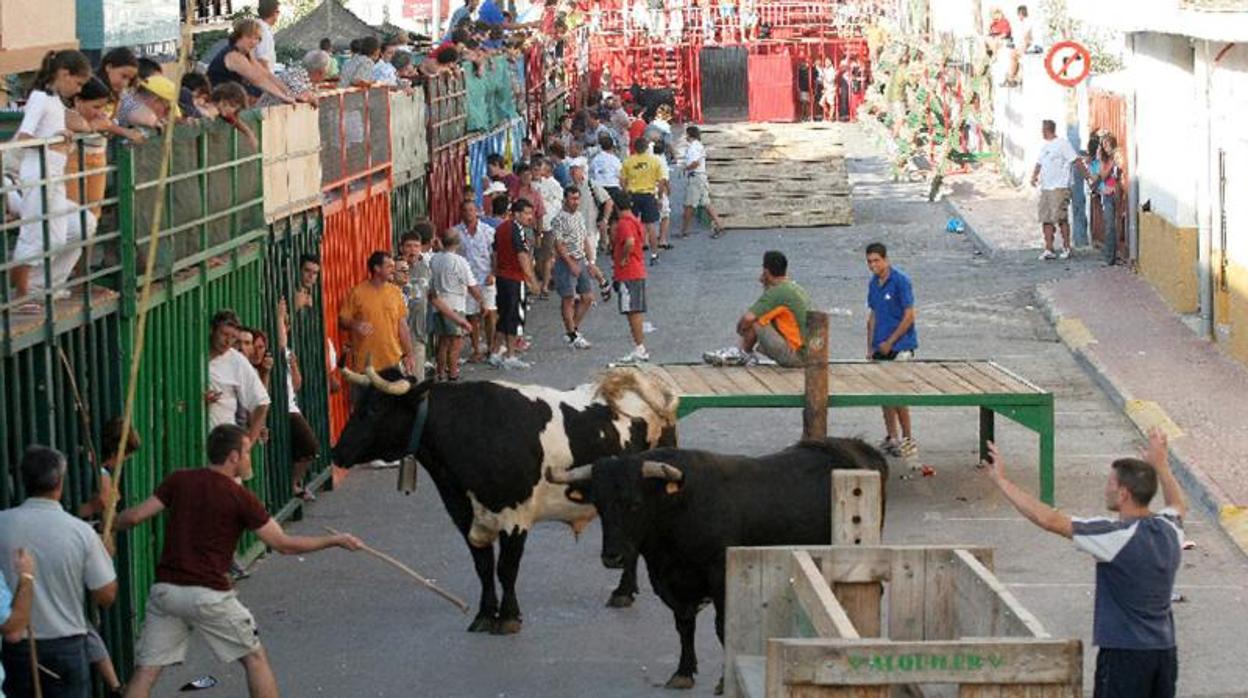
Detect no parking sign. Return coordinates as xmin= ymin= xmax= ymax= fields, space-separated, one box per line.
xmin=1045 ymin=41 xmax=1092 ymax=88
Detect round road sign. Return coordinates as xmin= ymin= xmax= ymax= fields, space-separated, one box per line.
xmin=1045 ymin=41 xmax=1092 ymax=88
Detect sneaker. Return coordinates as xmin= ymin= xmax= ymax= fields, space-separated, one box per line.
xmin=619 ymin=347 xmax=651 ymax=363
xmin=1058 ymin=248 xmax=1071 ymax=260
xmin=487 ymin=353 xmax=505 ymax=368
xmin=572 ymin=334 xmax=593 ymax=350
xmin=599 ymin=280 xmax=613 ymax=302
xmin=877 ymin=437 xmax=902 ymax=457
xmin=719 ymin=347 xmax=752 ymax=366
xmin=502 ymin=356 xmax=531 ymax=370
xmin=649 ymin=253 xmax=659 ymax=266
xmin=515 ymin=338 xmax=532 ymax=352
xmin=643 ymin=321 xmax=657 ymax=334
xmin=898 ymin=437 xmax=919 ymax=458
xmin=1038 ymin=249 xmax=1057 ymax=260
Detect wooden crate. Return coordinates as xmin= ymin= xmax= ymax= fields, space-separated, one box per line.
xmin=724 ymin=471 xmax=1082 ymax=698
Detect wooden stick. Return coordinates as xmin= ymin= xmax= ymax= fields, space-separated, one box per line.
xmin=28 ymin=629 xmax=43 ymax=698
xmin=802 ymin=310 xmax=830 ymax=440
xmin=323 ymin=527 xmax=469 ymax=613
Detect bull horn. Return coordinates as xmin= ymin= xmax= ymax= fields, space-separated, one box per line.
xmin=365 ymin=365 xmax=412 ymax=396
xmin=641 ymin=460 xmax=683 ymax=482
xmin=340 ymin=366 xmax=371 ymax=386
xmin=546 ymin=465 xmax=593 ymax=485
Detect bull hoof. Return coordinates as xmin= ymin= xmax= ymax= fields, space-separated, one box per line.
xmin=467 ymin=614 xmax=496 ymax=633
xmin=492 ymin=617 xmax=523 ymax=635
xmin=664 ymin=674 xmax=695 ymax=690
xmin=606 ymin=592 xmax=636 ymax=608
xmin=714 ymin=676 xmax=724 ymax=695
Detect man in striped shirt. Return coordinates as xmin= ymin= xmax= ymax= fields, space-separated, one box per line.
xmin=981 ymin=429 xmax=1185 ymax=698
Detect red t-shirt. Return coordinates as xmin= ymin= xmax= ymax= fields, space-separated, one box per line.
xmin=154 ymin=468 xmax=271 ymax=591
xmin=628 ymin=118 xmax=647 ymax=145
xmin=613 ymin=212 xmax=647 ymax=281
xmin=494 ymin=219 xmax=533 ymax=282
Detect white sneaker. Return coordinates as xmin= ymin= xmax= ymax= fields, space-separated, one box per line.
xmin=1058 ymin=248 xmax=1071 ymax=260
xmin=486 ymin=353 xmax=504 ymax=368
xmin=643 ymin=321 xmax=657 ymax=334
xmin=898 ymin=437 xmax=919 ymax=458
xmin=619 ymin=347 xmax=651 ymax=363
xmin=502 ymin=356 xmax=531 ymax=370
xmin=572 ymin=334 xmax=593 ymax=350
xmin=1039 ymin=249 xmax=1057 ymax=260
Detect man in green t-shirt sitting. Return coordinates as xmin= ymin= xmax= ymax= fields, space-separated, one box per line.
xmin=706 ymin=251 xmax=811 ymax=367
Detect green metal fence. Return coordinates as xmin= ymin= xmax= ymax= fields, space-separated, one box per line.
xmin=391 ymin=176 xmax=430 ymax=248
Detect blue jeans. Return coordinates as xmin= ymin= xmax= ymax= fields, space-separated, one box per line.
xmin=1102 ymin=193 xmax=1119 ymax=264
xmin=1071 ymin=168 xmax=1089 ymax=247
xmin=2 ymin=635 xmax=91 ymax=698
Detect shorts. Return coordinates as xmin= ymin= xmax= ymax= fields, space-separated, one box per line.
xmin=496 ymin=277 xmax=526 ymax=336
xmin=466 ymin=282 xmax=497 ymax=315
xmin=872 ymin=349 xmax=915 ymax=361
xmin=86 ymin=626 xmax=110 ymax=664
xmin=660 ymin=192 xmax=671 ymax=219
xmin=1038 ymin=188 xmax=1071 ymax=225
xmin=756 ymin=324 xmax=804 ymax=368
xmin=135 ymin=583 xmax=261 ymax=666
xmin=555 ymin=258 xmax=594 ymax=298
xmin=631 ymin=192 xmax=661 ymax=224
xmin=432 ymin=311 xmax=464 ymax=337
xmin=685 ymin=173 xmax=711 ymax=208
xmin=1093 ymin=647 xmax=1177 ymax=698
xmin=289 ymin=411 xmax=318 ymax=463
xmin=616 ymin=279 xmax=646 ymax=314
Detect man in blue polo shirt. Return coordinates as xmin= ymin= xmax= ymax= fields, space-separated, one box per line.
xmin=865 ymin=242 xmax=918 ymax=458
xmin=982 ymin=428 xmax=1185 ymax=698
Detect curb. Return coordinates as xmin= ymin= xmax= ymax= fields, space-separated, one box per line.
xmin=1036 ymin=283 xmax=1248 ymax=560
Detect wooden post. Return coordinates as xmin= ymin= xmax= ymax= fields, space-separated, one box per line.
xmin=831 ymin=471 xmax=884 ymax=638
xmin=803 ymin=310 xmax=829 ymax=440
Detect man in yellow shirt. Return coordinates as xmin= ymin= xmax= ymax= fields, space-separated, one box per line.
xmin=620 ymin=137 xmax=664 ymax=266
xmin=339 ymin=251 xmax=417 ymax=397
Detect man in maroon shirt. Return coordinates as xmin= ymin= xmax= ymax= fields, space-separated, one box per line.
xmin=115 ymin=425 xmax=362 ymax=698
xmin=611 ymin=196 xmax=650 ymax=363
xmin=489 ymin=199 xmax=542 ymax=370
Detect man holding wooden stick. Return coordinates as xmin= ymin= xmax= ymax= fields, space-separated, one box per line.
xmin=113 ymin=425 xmax=363 ymax=698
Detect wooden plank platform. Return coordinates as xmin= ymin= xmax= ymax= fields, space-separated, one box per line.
xmin=700 ymin=122 xmax=853 ymax=228
xmin=625 ymin=359 xmax=1057 ymax=504
xmin=2 ymin=286 xmax=121 ymax=352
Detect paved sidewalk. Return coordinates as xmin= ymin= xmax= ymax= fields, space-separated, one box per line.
xmin=1039 ymin=269 xmax=1248 ymax=556
xmin=943 ymin=167 xmax=1043 ymax=255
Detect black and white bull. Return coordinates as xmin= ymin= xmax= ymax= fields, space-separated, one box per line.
xmin=547 ymin=439 xmax=888 ymax=691
xmin=331 ymin=366 xmax=678 ymax=634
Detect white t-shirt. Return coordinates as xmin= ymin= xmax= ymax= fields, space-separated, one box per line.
xmin=589 ymin=151 xmax=622 ymax=188
xmin=208 ymin=348 xmax=271 ymax=429
xmin=683 ymin=139 xmax=707 ymax=174
xmin=536 ymin=176 xmax=564 ymax=228
xmin=256 ymin=20 xmax=277 ymax=69
xmin=284 ymin=348 xmax=299 ymax=414
xmin=18 ymin=90 xmax=68 ymax=179
xmin=453 ymin=221 xmax=496 ymax=284
xmin=430 ymin=250 xmax=478 ymax=314
xmin=1036 ymin=137 xmax=1077 ymax=190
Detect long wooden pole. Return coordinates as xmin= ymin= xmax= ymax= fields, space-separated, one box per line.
xmin=322 ymin=527 xmax=469 ymax=613
xmin=802 ymin=310 xmax=829 ymax=440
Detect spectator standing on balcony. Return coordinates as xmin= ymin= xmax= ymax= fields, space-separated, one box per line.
xmin=9 ymin=49 xmax=92 ymax=309
xmin=445 ymin=0 xmax=480 ymax=42
xmin=373 ymin=36 xmax=405 ymax=86
xmin=255 ymin=0 xmax=281 ymax=71
xmin=207 ymin=310 xmax=271 ymax=450
xmin=320 ymin=38 xmax=340 ymax=79
xmin=258 ymin=49 xmax=329 ymax=107
xmin=114 ymin=425 xmax=363 ymax=698
xmin=114 ymin=58 xmax=162 ymax=130
xmin=0 ymin=445 xmax=118 ymax=698
xmin=1031 ymin=119 xmax=1076 ymax=260
xmin=339 ymin=36 xmax=381 ymax=88
xmin=93 ymin=48 xmax=147 ymax=142
xmin=208 ymin=18 xmax=296 ymax=104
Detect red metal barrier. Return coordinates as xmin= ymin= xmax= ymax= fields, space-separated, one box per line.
xmin=748 ymin=52 xmax=796 ymax=122
xmin=320 ymin=188 xmax=394 ymax=438
xmin=525 ymin=44 xmax=546 ymax=145
xmin=427 ymin=141 xmax=468 ymax=235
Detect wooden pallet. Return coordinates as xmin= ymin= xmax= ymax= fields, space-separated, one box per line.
xmin=2 ymin=286 xmax=121 ymax=350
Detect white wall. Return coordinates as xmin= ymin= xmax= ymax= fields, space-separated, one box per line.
xmin=1132 ymin=32 xmax=1199 ymax=227
xmin=1206 ymin=42 xmax=1248 ymax=265
xmin=992 ymin=54 xmax=1076 ymax=183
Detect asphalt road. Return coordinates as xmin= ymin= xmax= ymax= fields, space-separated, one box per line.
xmin=165 ymin=125 xmax=1248 ymax=697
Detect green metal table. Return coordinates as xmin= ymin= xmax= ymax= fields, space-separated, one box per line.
xmin=629 ymin=360 xmax=1057 ymax=504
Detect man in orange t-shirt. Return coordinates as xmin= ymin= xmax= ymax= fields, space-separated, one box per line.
xmin=735 ymin=250 xmax=810 ymax=367
xmin=339 ymin=251 xmax=416 ymax=393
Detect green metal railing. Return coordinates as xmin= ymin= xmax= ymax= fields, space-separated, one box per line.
xmin=391 ymin=176 xmax=430 ymax=248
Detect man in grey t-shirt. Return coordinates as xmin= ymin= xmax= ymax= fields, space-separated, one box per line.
xmin=0 ymin=446 xmax=117 ymax=698
xmin=981 ymin=429 xmax=1185 ymax=698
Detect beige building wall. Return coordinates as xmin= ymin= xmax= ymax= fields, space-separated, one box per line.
xmin=0 ymin=0 xmax=78 ymax=74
